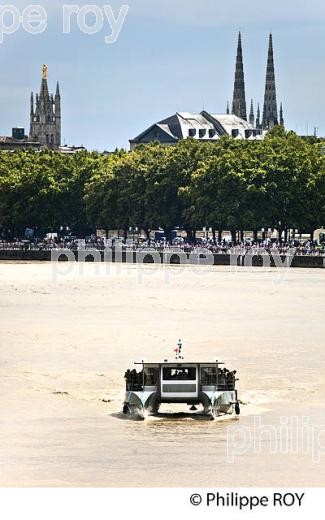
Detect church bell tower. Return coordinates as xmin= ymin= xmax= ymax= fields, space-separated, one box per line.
xmin=29 ymin=65 xmax=61 ymax=148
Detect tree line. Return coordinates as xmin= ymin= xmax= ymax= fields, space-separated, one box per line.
xmin=0 ymin=127 xmax=324 ymax=241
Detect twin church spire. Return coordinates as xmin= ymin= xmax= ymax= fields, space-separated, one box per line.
xmin=231 ymin=32 xmax=283 ymax=130
xmin=262 ymin=33 xmax=278 ymax=129
xmin=232 ymin=32 xmax=247 ymax=121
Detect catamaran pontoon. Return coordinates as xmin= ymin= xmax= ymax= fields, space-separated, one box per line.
xmin=123 ymin=360 xmax=240 ymax=419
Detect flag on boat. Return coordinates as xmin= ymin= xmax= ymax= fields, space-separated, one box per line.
xmin=174 ymin=339 xmax=184 ymax=359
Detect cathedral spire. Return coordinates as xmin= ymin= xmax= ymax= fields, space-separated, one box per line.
xmin=262 ymin=33 xmax=278 ymax=130
xmin=249 ymin=99 xmax=255 ymax=126
xmin=40 ymin=79 xmax=49 ymax=100
xmin=30 ymin=92 xmax=34 ymax=115
xmin=256 ymin=103 xmax=261 ymax=129
xmin=232 ymin=32 xmax=247 ymax=121
xmin=55 ymin=81 xmax=61 ymax=147
xmin=279 ymin=102 xmax=284 ymax=126
xmin=55 ymin=81 xmax=60 ymax=98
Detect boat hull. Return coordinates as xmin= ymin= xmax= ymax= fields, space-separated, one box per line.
xmin=123 ymin=390 xmax=238 ymax=419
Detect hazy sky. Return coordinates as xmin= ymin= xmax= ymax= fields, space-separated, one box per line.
xmin=0 ymin=0 xmax=324 ymax=150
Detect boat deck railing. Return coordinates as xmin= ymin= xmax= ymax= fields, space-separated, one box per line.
xmin=125 ymin=382 xmax=236 ymax=392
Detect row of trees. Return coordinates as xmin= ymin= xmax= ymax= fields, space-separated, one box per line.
xmin=0 ymin=127 xmax=324 ymax=240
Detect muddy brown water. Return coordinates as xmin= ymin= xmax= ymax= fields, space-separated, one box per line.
xmin=0 ymin=262 xmax=324 ymax=486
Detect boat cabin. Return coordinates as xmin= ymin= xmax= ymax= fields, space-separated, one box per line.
xmin=125 ymin=361 xmax=237 ymax=404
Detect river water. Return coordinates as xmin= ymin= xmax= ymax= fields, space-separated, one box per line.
xmin=0 ymin=262 xmax=324 ymax=486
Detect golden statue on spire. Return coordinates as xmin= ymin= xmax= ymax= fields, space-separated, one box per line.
xmin=42 ymin=64 xmax=48 ymax=80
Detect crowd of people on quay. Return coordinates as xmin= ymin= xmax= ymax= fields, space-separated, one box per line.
xmin=0 ymin=234 xmax=324 ymax=256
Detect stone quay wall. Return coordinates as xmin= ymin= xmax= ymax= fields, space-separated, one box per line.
xmin=0 ymin=249 xmax=324 ymax=268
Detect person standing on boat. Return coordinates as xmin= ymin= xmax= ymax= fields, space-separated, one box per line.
xmin=130 ymin=369 xmax=137 ymax=390
xmin=136 ymin=370 xmax=143 ymax=389
xmin=124 ymin=369 xmax=131 ymax=390
xmin=227 ymin=370 xmax=238 ymax=390
xmin=219 ymin=369 xmax=226 ymax=390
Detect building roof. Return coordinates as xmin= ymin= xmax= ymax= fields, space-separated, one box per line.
xmin=208 ymin=113 xmax=262 ymax=139
xmin=58 ymin=145 xmax=86 ymax=154
xmin=0 ymin=136 xmax=41 ymax=147
xmin=176 ymin=112 xmax=219 ymax=140
xmin=130 ymin=111 xmax=263 ymax=147
xmin=0 ymin=136 xmax=22 ymax=143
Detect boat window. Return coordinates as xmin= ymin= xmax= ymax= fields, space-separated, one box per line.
xmin=201 ymin=367 xmax=217 ymax=385
xmin=162 ymin=367 xmax=197 ymax=381
xmin=144 ymin=368 xmax=159 ymax=386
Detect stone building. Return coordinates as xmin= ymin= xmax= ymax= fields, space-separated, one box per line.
xmin=130 ymin=112 xmax=262 ymax=150
xmin=29 ymin=65 xmax=61 ymax=148
xmin=0 ymin=128 xmax=41 ymax=151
